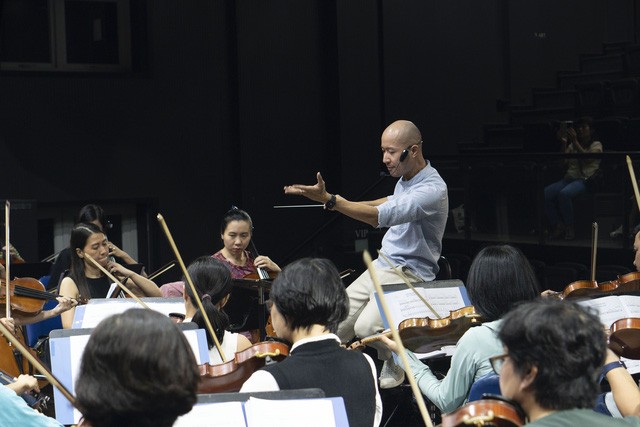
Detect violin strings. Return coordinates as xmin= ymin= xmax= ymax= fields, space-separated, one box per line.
xmin=12 ymin=286 xmax=56 ymax=300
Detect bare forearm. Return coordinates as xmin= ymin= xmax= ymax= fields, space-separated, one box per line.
xmin=333 ymin=196 xmax=380 ymax=228
xmin=127 ymin=273 xmax=161 ymax=297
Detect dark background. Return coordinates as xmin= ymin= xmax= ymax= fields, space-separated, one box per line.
xmin=1 ymin=0 xmax=638 ymax=277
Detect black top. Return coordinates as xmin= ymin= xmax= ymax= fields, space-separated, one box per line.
xmin=263 ymin=338 xmax=377 ymax=427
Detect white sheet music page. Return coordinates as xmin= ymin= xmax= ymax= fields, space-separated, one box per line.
xmin=244 ymin=397 xmax=335 ymax=427
xmin=377 ymin=286 xmax=468 ymax=329
xmin=78 ymin=298 xmax=186 ymax=328
xmin=174 ymin=401 xmax=246 ymax=427
xmin=577 ymin=295 xmax=636 ymax=328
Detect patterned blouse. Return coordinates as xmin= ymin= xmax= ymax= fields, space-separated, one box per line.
xmin=212 ymin=250 xmax=256 ymax=279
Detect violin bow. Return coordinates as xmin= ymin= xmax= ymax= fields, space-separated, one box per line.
xmin=147 ymin=260 xmax=177 ymax=281
xmin=590 ymin=222 xmax=598 ymax=283
xmin=626 ymin=155 xmax=640 ymax=214
xmin=0 ymin=318 xmax=76 ymax=405
xmin=363 ymin=250 xmax=434 ymax=427
xmin=5 ymin=201 xmax=10 ymax=319
xmin=157 ymin=214 xmax=227 ymax=363
xmin=83 ymin=253 xmax=150 ymax=310
xmin=376 ymin=250 xmax=442 ymax=320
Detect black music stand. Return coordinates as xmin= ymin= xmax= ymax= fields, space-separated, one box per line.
xmin=228 ymin=278 xmax=272 ymax=340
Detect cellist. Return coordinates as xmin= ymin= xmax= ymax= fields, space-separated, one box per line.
xmin=379 ymin=245 xmax=540 ymax=413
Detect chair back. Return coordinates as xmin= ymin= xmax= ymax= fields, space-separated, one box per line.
xmin=468 ymin=374 xmax=501 ymax=402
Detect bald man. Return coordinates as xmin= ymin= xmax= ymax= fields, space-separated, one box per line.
xmin=284 ymin=120 xmax=448 ymax=388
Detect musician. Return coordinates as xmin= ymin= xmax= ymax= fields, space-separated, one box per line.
xmin=380 ymin=244 xmax=540 ymax=412
xmin=494 ymin=299 xmax=640 ymax=426
xmin=59 ymin=223 xmax=161 ymax=328
xmin=183 ymin=256 xmax=251 ymax=364
xmin=284 ymin=119 xmax=448 ymax=388
xmin=0 ymin=375 xmax=62 ymax=426
xmin=212 ymin=207 xmax=281 ymax=277
xmin=240 ymin=258 xmax=382 ymax=427
xmin=75 ymin=309 xmax=199 ymax=427
xmin=48 ymin=204 xmax=145 ymax=290
xmin=602 ymin=349 xmax=640 ymax=417
xmin=634 ymin=230 xmax=640 ymax=271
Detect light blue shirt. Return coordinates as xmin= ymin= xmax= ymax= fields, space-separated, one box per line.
xmin=374 ymin=162 xmax=448 ymax=280
xmin=0 ymin=385 xmax=63 ymax=427
xmin=400 ymin=319 xmax=503 ymax=413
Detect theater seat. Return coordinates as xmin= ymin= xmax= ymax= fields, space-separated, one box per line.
xmin=468 ymin=374 xmax=501 ymax=402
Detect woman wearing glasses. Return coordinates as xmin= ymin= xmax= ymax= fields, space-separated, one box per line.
xmin=380 ymin=244 xmax=540 ymax=413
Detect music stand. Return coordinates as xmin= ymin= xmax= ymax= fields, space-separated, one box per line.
xmin=231 ymin=278 xmax=272 ymax=340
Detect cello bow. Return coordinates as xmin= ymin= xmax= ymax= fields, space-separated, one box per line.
xmin=157 ymin=213 xmax=227 ymax=363
xmin=590 ymin=222 xmax=598 ymax=282
xmin=5 ymin=201 xmax=10 ymax=319
xmin=363 ymin=250 xmax=434 ymax=427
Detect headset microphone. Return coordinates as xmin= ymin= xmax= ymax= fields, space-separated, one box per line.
xmin=399 ymin=149 xmax=409 ymax=162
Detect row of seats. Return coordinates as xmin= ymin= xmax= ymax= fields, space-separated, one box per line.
xmin=462 ymin=115 xmax=640 ymax=153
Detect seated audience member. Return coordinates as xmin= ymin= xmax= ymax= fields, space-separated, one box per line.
xmin=75 ymin=309 xmax=199 ymax=427
xmin=544 ymin=117 xmax=602 ymax=240
xmin=49 ymin=204 xmax=145 ymax=290
xmin=380 ymin=244 xmax=540 ymax=412
xmin=493 ymin=299 xmax=640 ymax=426
xmin=182 ymin=256 xmax=252 ymax=364
xmin=59 ymin=223 xmax=161 ymax=328
xmin=240 ymin=258 xmax=382 ymax=427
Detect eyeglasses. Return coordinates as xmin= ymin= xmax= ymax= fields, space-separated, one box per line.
xmin=489 ymin=353 xmax=510 ymax=375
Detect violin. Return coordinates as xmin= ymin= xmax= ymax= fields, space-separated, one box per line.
xmin=557 ymin=273 xmax=640 ymax=300
xmin=197 ymin=340 xmax=289 ymax=393
xmin=441 ymin=396 xmax=526 ymax=427
xmin=609 ymin=317 xmax=640 ymax=360
xmin=0 ymin=277 xmax=79 ymax=316
xmin=349 ymin=306 xmax=483 ymax=353
xmin=0 ymin=324 xmax=48 ymax=390
xmin=0 ymin=369 xmax=49 ymax=412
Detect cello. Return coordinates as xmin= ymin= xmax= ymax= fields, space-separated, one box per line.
xmin=157 ymin=214 xmax=290 ymax=392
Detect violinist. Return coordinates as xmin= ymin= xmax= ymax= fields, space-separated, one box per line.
xmin=494 ymin=299 xmax=640 ymax=426
xmin=602 ymin=349 xmax=640 ymax=417
xmin=182 ymin=256 xmax=251 ymax=364
xmin=0 ymin=374 xmax=62 ymax=426
xmin=379 ymin=245 xmax=540 ymax=413
xmin=48 ymin=204 xmax=146 ymax=290
xmin=74 ymin=309 xmax=199 ymax=427
xmin=59 ymin=223 xmax=161 ymax=328
xmin=240 ymin=258 xmax=382 ymax=427
xmin=212 ymin=207 xmax=281 ymax=277
xmin=284 ymin=120 xmax=448 ymax=389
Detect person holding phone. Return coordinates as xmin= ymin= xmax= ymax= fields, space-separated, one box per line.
xmin=544 ymin=116 xmax=602 ymax=240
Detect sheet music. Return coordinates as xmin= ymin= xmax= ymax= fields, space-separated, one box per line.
xmin=376 ymin=286 xmax=469 ymax=329
xmin=69 ymin=334 xmax=91 ymax=423
xmin=174 ymin=402 xmax=246 ymax=427
xmin=577 ymin=295 xmax=636 ymax=328
xmin=105 ymin=282 xmax=119 ymax=298
xmin=245 ymin=397 xmax=335 ymax=427
xmin=77 ymin=298 xmax=186 ymax=328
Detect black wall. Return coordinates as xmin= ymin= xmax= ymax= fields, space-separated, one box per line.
xmin=0 ymin=0 xmax=637 ymax=273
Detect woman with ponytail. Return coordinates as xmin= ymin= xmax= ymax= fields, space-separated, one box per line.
xmin=183 ymin=256 xmax=251 ymax=364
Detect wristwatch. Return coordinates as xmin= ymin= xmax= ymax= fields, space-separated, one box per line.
xmin=324 ymin=194 xmax=337 ymax=210
xmin=599 ymin=360 xmax=627 ymax=383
